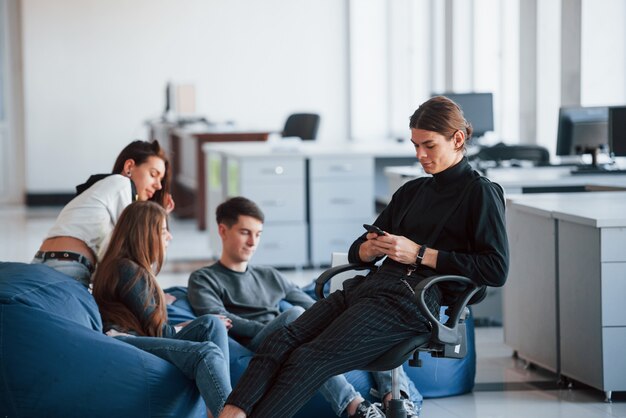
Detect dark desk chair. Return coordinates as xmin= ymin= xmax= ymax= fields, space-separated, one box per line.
xmin=283 ymin=113 xmax=320 ymax=140
xmin=473 ymin=142 xmax=550 ymax=165
xmin=315 ymin=263 xmax=483 ymax=418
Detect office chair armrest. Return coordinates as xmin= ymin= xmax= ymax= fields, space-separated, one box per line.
xmin=315 ymin=263 xmax=375 ymax=300
xmin=413 ymin=275 xmax=484 ymax=345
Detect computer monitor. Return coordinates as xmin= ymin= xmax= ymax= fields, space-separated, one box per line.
xmin=556 ymin=106 xmax=608 ymax=165
xmin=437 ymin=92 xmax=494 ymax=138
xmin=609 ymin=106 xmax=626 ymax=157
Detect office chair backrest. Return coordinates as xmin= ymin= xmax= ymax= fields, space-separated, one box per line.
xmin=475 ymin=142 xmax=550 ymax=164
xmin=283 ymin=113 xmax=320 ymax=140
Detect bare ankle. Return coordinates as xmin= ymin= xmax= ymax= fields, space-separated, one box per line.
xmin=218 ymin=404 xmax=247 ymax=418
xmin=346 ymin=396 xmax=365 ymax=417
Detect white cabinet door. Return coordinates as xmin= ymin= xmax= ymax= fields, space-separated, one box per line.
xmin=226 ymin=155 xmax=308 ymax=267
xmin=251 ymin=223 xmax=308 ymax=268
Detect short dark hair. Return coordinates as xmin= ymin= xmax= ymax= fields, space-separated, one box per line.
xmin=216 ymin=197 xmax=265 ymax=227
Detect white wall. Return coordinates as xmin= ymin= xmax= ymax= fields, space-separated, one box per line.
xmin=21 ymin=0 xmax=348 ymax=192
xmin=581 ymin=0 xmax=626 ymax=106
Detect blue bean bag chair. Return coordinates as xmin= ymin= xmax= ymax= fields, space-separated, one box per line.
xmin=402 ymin=307 xmax=476 ymax=398
xmin=0 ymin=262 xmax=204 ymax=417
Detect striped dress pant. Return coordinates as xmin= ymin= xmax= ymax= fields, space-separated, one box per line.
xmin=226 ymin=271 xmax=439 ymax=418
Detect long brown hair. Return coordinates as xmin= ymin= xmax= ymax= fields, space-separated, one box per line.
xmin=92 ymin=201 xmax=168 ymax=337
xmin=112 ymin=140 xmax=172 ymax=209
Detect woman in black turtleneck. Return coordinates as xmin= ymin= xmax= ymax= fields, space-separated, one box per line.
xmin=219 ymin=96 xmax=510 ymax=418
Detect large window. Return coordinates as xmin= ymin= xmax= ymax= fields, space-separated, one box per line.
xmin=351 ymin=0 xmax=625 ymax=158
xmin=581 ymin=0 xmax=626 ymax=106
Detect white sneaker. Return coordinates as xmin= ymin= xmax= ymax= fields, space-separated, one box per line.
xmin=400 ymin=398 xmax=420 ymax=418
xmin=351 ymin=400 xmax=386 ymax=418
xmin=377 ymin=398 xmax=420 ymax=418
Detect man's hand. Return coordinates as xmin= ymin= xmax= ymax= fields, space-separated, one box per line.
xmin=215 ymin=314 xmax=233 ymax=330
xmin=358 ymin=232 xmax=388 ymax=262
xmin=367 ymin=233 xmax=420 ymax=265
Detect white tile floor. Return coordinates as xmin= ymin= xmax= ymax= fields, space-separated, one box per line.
xmin=1 ymin=204 xmax=623 ymax=418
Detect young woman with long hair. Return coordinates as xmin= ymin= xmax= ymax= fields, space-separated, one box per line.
xmin=33 ymin=140 xmax=175 ymax=287
xmin=92 ymin=201 xmax=232 ymax=417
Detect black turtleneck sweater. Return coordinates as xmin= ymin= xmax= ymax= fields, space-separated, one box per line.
xmin=348 ymin=157 xmax=509 ymax=288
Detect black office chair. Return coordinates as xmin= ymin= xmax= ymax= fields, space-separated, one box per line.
xmin=472 ymin=142 xmax=550 ymax=166
xmin=282 ymin=113 xmax=320 ymax=140
xmin=315 ymin=263 xmax=484 ymax=418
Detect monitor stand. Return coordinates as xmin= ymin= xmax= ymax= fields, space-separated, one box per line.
xmin=570 ymin=147 xmax=606 ymax=174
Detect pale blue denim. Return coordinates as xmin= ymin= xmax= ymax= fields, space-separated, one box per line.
xmin=371 ymin=368 xmax=423 ymax=415
xmin=117 ymin=314 xmax=231 ymax=416
xmin=30 ymin=258 xmax=91 ymax=287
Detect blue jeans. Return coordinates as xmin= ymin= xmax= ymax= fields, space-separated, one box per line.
xmin=117 ymin=315 xmax=232 ymax=416
xmin=249 ymin=307 xmax=422 ymax=416
xmin=371 ymin=370 xmax=423 ymax=414
xmin=30 ymin=258 xmax=91 ymax=287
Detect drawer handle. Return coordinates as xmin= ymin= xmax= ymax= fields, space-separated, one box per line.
xmin=329 ymin=164 xmax=353 ymax=172
xmin=330 ymin=198 xmax=354 ymax=205
xmin=261 ymin=200 xmax=286 ymax=207
xmin=260 ymin=166 xmax=285 ymax=175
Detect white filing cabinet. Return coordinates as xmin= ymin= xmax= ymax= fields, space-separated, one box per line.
xmin=504 ymin=192 xmax=626 ymax=401
xmin=558 ymin=220 xmax=626 ymax=401
xmin=225 ymin=154 xmax=308 ymax=268
xmin=308 ymin=155 xmax=375 ymax=266
xmin=503 ymin=201 xmax=559 ymax=373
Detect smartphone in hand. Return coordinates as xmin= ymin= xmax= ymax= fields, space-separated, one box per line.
xmin=363 ymin=223 xmax=385 ymax=236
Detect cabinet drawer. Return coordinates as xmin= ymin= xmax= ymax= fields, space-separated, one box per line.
xmin=602 ymin=327 xmax=626 ymax=389
xmin=310 ymin=180 xmax=374 ymax=222
xmin=238 ymin=158 xmax=305 ymax=184
xmin=251 ymin=223 xmax=308 ymax=268
xmin=601 ymin=262 xmax=626 ymax=326
xmin=237 ymin=183 xmax=305 ymax=222
xmin=601 ymin=228 xmax=626 ymax=262
xmin=309 ymin=157 xmax=373 ymax=180
xmin=310 ymin=220 xmax=371 ymax=266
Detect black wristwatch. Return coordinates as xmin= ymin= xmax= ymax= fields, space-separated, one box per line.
xmin=416 ymin=244 xmax=427 ymax=266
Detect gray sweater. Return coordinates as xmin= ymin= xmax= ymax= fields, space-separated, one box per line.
xmin=188 ymin=262 xmax=314 ymax=344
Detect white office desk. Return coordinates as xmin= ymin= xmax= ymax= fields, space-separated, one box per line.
xmin=505 ymin=192 xmax=626 ymax=401
xmin=385 ymin=165 xmax=626 ymax=197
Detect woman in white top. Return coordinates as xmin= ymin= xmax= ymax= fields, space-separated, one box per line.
xmin=33 ymin=140 xmax=175 ymax=287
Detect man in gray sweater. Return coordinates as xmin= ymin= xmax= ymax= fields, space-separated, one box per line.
xmin=188 ymin=197 xmax=420 ymax=418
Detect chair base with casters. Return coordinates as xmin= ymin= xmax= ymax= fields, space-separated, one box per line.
xmin=315 ymin=262 xmax=484 ymax=418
